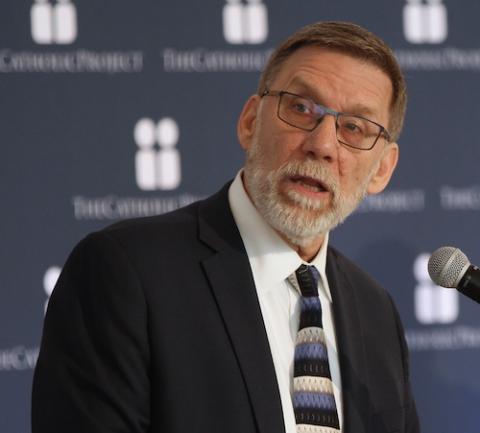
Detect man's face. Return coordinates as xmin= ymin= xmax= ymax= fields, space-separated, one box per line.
xmin=237 ymin=47 xmax=399 ymax=249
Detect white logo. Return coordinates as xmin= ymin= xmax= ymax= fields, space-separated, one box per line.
xmin=222 ymin=0 xmax=268 ymax=45
xmin=403 ymin=0 xmax=448 ymax=44
xmin=134 ymin=117 xmax=181 ymax=191
xmin=43 ymin=266 xmax=61 ymax=313
xmin=30 ymin=0 xmax=78 ymax=45
xmin=413 ymin=253 xmax=458 ymax=324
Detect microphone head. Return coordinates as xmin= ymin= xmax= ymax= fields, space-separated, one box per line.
xmin=428 ymin=246 xmax=470 ymax=288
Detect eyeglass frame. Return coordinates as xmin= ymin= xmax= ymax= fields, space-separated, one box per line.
xmin=261 ymin=88 xmax=391 ymax=151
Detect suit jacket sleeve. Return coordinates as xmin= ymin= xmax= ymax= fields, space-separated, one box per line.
xmin=32 ymin=231 xmax=151 ymax=433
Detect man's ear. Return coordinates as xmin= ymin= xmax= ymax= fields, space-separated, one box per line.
xmin=367 ymin=142 xmax=399 ymax=195
xmin=237 ymin=95 xmax=260 ymax=151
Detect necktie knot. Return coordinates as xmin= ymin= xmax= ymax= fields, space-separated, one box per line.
xmin=295 ymin=264 xmax=320 ymax=298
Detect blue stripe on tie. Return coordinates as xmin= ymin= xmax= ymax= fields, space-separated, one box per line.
xmin=309 ymin=266 xmax=321 ymax=286
xmin=300 ymin=297 xmax=321 ymax=311
xmin=293 ymin=392 xmax=337 ymax=410
xmin=294 ymin=343 xmax=328 ymax=361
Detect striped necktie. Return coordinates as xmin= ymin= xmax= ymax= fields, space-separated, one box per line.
xmin=289 ymin=264 xmax=340 ymax=433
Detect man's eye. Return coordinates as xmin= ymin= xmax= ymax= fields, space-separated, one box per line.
xmin=289 ymin=98 xmax=313 ymax=114
xmin=293 ymin=103 xmax=310 ymax=113
xmin=342 ymin=120 xmax=365 ymax=135
xmin=345 ymin=123 xmax=361 ymax=132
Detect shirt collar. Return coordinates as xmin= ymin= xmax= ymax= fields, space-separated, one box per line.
xmin=228 ymin=170 xmax=332 ymax=301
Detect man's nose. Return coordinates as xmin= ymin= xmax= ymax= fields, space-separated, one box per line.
xmin=300 ymin=115 xmax=338 ymax=163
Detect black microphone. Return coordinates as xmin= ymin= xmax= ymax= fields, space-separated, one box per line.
xmin=428 ymin=246 xmax=480 ymax=304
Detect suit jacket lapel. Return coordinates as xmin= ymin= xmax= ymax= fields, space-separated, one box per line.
xmin=198 ymin=184 xmax=285 ymax=433
xmin=327 ymin=248 xmax=370 ymax=433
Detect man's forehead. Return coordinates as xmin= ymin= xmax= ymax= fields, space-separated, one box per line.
xmin=270 ymin=46 xmax=390 ymax=88
xmin=269 ymin=51 xmax=392 ymax=119
xmin=284 ymin=76 xmax=381 ymax=117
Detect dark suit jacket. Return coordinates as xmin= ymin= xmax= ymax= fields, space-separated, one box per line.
xmin=32 ymin=183 xmax=420 ymax=433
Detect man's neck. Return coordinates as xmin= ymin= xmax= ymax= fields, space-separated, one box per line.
xmin=276 ymin=231 xmax=324 ymax=263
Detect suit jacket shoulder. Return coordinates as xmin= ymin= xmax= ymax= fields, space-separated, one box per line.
xmin=33 ymin=182 xmax=286 ymax=433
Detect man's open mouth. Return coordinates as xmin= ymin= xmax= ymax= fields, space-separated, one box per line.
xmin=290 ymin=175 xmax=329 ymax=193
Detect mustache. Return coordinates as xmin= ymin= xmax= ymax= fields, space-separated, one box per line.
xmin=274 ymin=160 xmax=339 ymax=194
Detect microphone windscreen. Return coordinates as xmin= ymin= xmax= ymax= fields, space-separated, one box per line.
xmin=428 ymin=246 xmax=470 ymax=288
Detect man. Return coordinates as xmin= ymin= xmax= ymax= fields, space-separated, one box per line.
xmin=32 ymin=21 xmax=420 ymax=433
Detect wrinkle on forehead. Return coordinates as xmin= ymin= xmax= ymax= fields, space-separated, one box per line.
xmin=269 ymin=47 xmax=392 ymax=126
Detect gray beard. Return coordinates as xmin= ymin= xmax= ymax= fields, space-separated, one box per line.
xmin=243 ymin=149 xmax=372 ymax=248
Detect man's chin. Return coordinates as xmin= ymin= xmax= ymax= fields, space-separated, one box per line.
xmin=281 ymin=185 xmax=332 ymax=212
xmin=278 ymin=192 xmax=332 ymax=219
xmin=264 ymin=202 xmax=335 ymax=244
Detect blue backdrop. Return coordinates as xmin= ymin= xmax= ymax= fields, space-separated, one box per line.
xmin=2 ymin=1 xmax=480 ymax=432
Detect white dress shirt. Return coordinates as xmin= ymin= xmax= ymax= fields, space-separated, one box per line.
xmin=228 ymin=171 xmax=343 ymax=433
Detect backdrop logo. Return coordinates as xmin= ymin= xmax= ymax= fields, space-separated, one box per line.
xmin=134 ymin=117 xmax=181 ymax=191
xmin=43 ymin=266 xmax=61 ymax=313
xmin=403 ymin=0 xmax=448 ymax=44
xmin=222 ymin=0 xmax=268 ymax=45
xmin=30 ymin=0 xmax=78 ymax=45
xmin=413 ymin=253 xmax=458 ymax=324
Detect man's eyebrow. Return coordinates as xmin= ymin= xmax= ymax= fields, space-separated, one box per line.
xmin=345 ymin=103 xmax=377 ymax=118
xmin=287 ymin=77 xmax=320 ymax=99
xmin=287 ymin=77 xmax=379 ymax=118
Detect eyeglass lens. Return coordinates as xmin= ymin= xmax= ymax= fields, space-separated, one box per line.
xmin=278 ymin=92 xmax=382 ymax=150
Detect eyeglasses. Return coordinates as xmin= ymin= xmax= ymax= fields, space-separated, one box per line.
xmin=261 ymin=89 xmax=391 ymax=151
